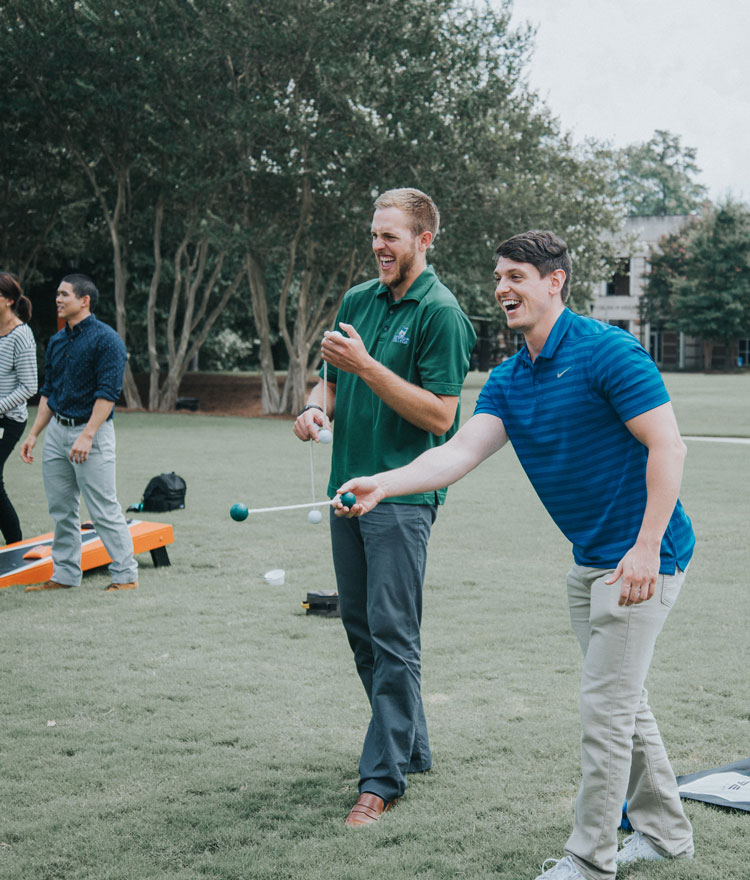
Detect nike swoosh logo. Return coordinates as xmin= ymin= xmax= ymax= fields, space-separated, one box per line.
xmin=557 ymin=367 xmax=572 ymax=378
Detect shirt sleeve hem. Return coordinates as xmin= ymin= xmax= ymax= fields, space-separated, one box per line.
xmin=617 ymin=392 xmax=671 ymax=424
xmin=421 ymin=382 xmax=463 ymax=396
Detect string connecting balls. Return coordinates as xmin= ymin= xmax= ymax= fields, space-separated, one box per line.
xmin=230 ymin=502 xmax=249 ymax=522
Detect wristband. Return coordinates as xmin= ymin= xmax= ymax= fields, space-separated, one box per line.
xmin=298 ymin=403 xmax=324 ymax=417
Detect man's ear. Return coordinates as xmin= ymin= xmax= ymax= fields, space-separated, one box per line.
xmin=549 ymin=269 xmax=566 ymax=296
xmin=418 ymin=230 xmax=433 ymax=253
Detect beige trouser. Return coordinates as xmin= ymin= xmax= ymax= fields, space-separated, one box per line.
xmin=42 ymin=418 xmax=138 ymax=586
xmin=564 ymin=565 xmax=694 ymax=880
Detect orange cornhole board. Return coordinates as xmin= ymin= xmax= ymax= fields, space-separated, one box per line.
xmin=0 ymin=520 xmax=174 ymax=589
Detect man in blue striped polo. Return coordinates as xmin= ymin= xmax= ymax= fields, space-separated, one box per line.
xmin=334 ymin=231 xmax=695 ymax=880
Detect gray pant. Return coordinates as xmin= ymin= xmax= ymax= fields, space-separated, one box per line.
xmin=330 ymin=502 xmax=436 ymax=804
xmin=564 ymin=564 xmax=693 ymax=880
xmin=42 ymin=418 xmax=138 ymax=586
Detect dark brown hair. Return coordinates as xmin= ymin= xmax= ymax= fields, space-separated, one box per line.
xmin=495 ymin=231 xmax=572 ymax=303
xmin=0 ymin=272 xmax=32 ymax=322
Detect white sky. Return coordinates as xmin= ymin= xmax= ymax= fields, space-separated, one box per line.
xmin=508 ymin=0 xmax=750 ymax=202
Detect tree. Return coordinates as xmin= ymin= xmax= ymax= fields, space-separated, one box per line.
xmin=615 ymin=129 xmax=708 ymax=217
xmin=217 ymin=0 xmax=624 ymax=412
xmin=639 ymin=226 xmax=691 ymax=323
xmin=2 ymin=0 xmax=255 ymax=410
xmin=3 ymin=0 xmax=625 ymax=414
xmin=0 ymin=70 xmax=91 ymax=284
xmin=642 ymin=201 xmax=750 ymax=368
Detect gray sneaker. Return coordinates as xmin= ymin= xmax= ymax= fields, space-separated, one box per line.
xmin=534 ymin=856 xmax=586 ymax=879
xmin=616 ymin=831 xmax=695 ymax=865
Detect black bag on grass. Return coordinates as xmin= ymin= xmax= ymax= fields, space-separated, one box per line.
xmin=140 ymin=472 xmax=186 ymax=512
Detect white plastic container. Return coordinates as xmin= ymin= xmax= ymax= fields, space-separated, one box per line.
xmin=264 ymin=568 xmax=285 ymax=586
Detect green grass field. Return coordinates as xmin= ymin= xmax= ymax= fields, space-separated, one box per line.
xmin=1 ymin=373 xmax=747 ymax=879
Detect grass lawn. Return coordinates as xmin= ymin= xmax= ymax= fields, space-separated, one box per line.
xmin=1 ymin=372 xmax=747 ymax=879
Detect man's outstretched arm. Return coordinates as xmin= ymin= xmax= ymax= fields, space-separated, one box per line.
xmin=335 ymin=413 xmax=509 ymax=516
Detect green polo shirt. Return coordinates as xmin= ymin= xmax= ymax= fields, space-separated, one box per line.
xmin=325 ymin=265 xmax=476 ymax=505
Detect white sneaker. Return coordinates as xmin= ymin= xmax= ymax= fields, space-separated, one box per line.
xmin=616 ymin=831 xmax=695 ymax=864
xmin=534 ymin=856 xmax=586 ymax=880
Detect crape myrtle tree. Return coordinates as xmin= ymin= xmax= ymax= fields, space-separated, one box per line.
xmin=3 ymin=0 xmax=624 ymax=414
xmin=642 ymin=200 xmax=750 ymax=369
xmin=3 ymin=0 xmax=247 ymax=410
xmin=5 ymin=0 xmax=147 ymax=407
xmin=217 ymin=0 xmax=624 ymax=412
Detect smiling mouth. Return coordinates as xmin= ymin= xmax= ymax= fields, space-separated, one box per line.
xmin=502 ymin=298 xmax=521 ymax=312
xmin=379 ymin=256 xmax=395 ymax=270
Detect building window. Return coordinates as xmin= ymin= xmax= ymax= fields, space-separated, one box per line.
xmin=609 ymin=319 xmax=631 ymax=334
xmin=650 ymin=328 xmax=663 ymax=365
xmin=606 ymin=259 xmax=630 ymax=296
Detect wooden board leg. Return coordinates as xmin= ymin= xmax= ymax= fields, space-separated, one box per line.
xmin=150 ymin=547 xmax=171 ymax=568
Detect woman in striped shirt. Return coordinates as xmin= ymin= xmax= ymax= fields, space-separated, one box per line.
xmin=0 ymin=273 xmax=38 ymax=544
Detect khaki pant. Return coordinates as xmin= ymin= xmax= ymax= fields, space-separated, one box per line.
xmin=564 ymin=565 xmax=693 ymax=880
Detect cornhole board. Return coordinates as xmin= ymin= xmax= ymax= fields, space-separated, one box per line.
xmin=677 ymin=757 xmax=750 ymax=811
xmin=0 ymin=519 xmax=174 ymax=589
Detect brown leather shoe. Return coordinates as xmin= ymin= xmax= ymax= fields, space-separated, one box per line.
xmin=25 ymin=580 xmax=75 ymax=592
xmin=344 ymin=792 xmax=396 ymax=827
xmin=105 ymin=581 xmax=139 ymax=592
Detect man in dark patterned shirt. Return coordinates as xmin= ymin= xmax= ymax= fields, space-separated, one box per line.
xmin=21 ymin=274 xmax=138 ymax=592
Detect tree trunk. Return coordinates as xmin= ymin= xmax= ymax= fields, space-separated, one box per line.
xmin=246 ymin=253 xmax=281 ymax=413
xmin=703 ymin=339 xmax=713 ymax=371
xmin=157 ymin=371 xmax=184 ymax=412
xmin=282 ymin=355 xmax=310 ymax=417
xmin=726 ymin=338 xmax=739 ymax=369
xmin=147 ymin=198 xmax=165 ymax=411
xmin=147 ymin=240 xmax=244 ymax=411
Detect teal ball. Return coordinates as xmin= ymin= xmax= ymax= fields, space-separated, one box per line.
xmin=340 ymin=491 xmax=356 ymax=508
xmin=230 ymin=502 xmax=249 ymax=521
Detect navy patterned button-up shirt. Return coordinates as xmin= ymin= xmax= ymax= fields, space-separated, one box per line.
xmin=39 ymin=315 xmax=127 ymax=421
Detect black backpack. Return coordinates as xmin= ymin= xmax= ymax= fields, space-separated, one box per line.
xmin=140 ymin=472 xmax=187 ymax=512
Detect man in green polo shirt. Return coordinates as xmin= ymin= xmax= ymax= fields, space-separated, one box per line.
xmin=293 ymin=188 xmax=475 ymax=826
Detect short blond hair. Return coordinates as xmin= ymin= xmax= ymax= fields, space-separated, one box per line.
xmin=374 ymin=188 xmax=440 ymax=238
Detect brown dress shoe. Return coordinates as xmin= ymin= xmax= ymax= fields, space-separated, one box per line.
xmin=25 ymin=580 xmax=75 ymax=592
xmin=105 ymin=581 xmax=139 ymax=592
xmin=344 ymin=792 xmax=396 ymax=826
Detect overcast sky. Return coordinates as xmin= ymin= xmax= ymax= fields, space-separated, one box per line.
xmin=508 ymin=0 xmax=750 ymax=202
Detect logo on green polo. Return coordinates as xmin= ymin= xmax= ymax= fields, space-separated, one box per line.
xmin=393 ymin=326 xmax=410 ymax=345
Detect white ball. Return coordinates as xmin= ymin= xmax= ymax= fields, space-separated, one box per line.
xmin=318 ymin=428 xmax=332 ymax=444
xmin=307 ymin=509 xmax=323 ymax=524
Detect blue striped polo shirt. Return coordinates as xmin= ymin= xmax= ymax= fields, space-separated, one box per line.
xmin=475 ymin=309 xmax=695 ymax=572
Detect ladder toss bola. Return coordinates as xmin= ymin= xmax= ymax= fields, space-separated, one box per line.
xmin=228 ymin=351 xmax=356 ymax=523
